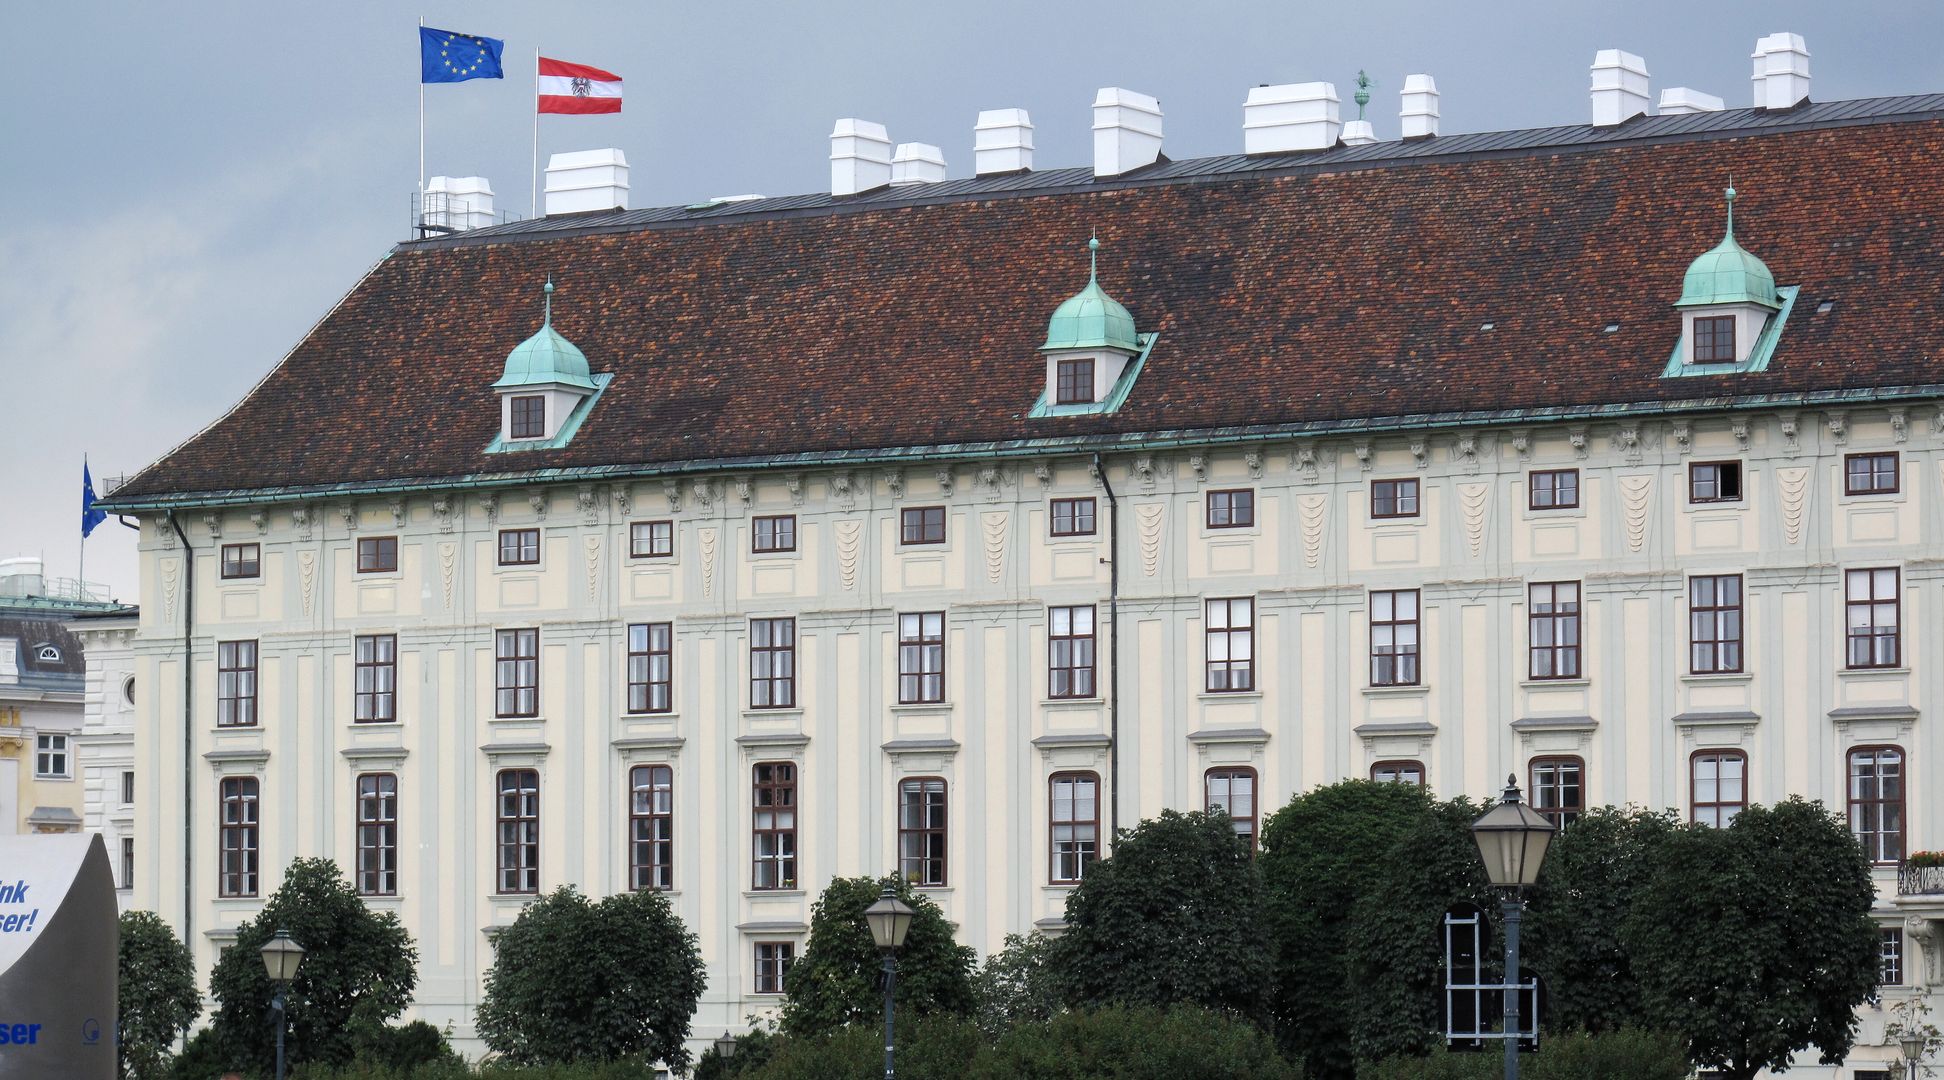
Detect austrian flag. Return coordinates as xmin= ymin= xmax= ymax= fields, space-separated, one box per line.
xmin=538 ymin=57 xmax=622 ymax=114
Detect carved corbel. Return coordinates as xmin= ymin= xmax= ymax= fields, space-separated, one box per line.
xmin=1409 ymin=439 xmax=1428 ymax=470
xmin=1567 ymin=428 xmax=1589 ymax=459
xmin=785 ymin=474 xmax=805 ymax=507
xmin=976 ymin=463 xmax=1004 ymax=499
xmin=934 ymin=466 xmax=955 ymax=498
xmin=292 ymin=505 xmax=314 ymax=540
xmin=202 ymin=513 xmax=222 ymax=539
xmin=883 ymin=468 xmax=905 ymax=500
xmin=1292 ymin=445 xmax=1319 ymax=481
xmin=577 ymin=486 xmax=599 ymax=523
xmin=1509 ymin=431 xmax=1532 ymax=462
xmin=691 ymin=478 xmax=717 ymax=508
xmin=1453 ymin=434 xmax=1479 ymax=473
xmin=432 ymin=495 xmax=454 ymax=533
xmin=389 ymin=498 xmax=407 ymax=528
xmin=1611 ymin=424 xmax=1641 ymax=463
xmin=1188 ymin=453 xmax=1208 ymax=483
xmin=1669 ymin=421 xmax=1692 ymax=455
xmin=527 ymin=492 xmax=548 ymax=519
xmin=734 ymin=476 xmax=754 ymax=505
xmin=1244 ymin=450 xmax=1263 ymax=480
xmin=1775 ymin=413 xmax=1798 ymax=457
xmin=480 ymin=493 xmax=500 ymax=523
xmin=1889 ymin=408 xmax=1909 ymax=444
xmin=1133 ymin=456 xmax=1157 ymax=488
xmin=612 ymin=487 xmax=633 ymax=517
xmin=250 ymin=510 xmax=268 ymax=535
xmin=1825 ymin=411 xmax=1848 ymax=446
xmin=1088 ymin=458 xmax=1103 ymax=489
xmin=1033 ymin=461 xmax=1054 ymax=488
xmin=662 ymin=479 xmax=682 ymax=514
xmin=338 ymin=504 xmax=359 ymax=531
xmin=1906 ymin=915 xmax=1942 ymax=988
xmin=830 ymin=471 xmax=855 ymax=508
xmin=1354 ymin=441 xmax=1373 ymax=472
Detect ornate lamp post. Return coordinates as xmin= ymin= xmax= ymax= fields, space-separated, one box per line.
xmin=862 ymin=883 xmax=916 ymax=1080
xmin=1470 ymin=776 xmax=1556 ymax=1080
xmin=1900 ymin=1030 xmax=1928 ymax=1078
xmin=259 ymin=929 xmax=306 ymax=1080
xmin=714 ymin=1030 xmax=739 ymax=1062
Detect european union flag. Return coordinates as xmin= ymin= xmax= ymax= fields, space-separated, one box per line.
xmin=421 ymin=26 xmax=505 ymax=83
xmin=81 ymin=460 xmax=106 ymax=539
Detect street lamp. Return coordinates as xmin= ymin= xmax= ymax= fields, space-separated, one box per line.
xmin=259 ymin=929 xmax=305 ymax=1080
xmin=1902 ymin=1031 xmax=1928 ymax=1079
xmin=862 ymin=883 xmax=916 ymax=1080
xmin=714 ymin=1030 xmax=738 ymax=1061
xmin=1471 ymin=775 xmax=1556 ymax=1080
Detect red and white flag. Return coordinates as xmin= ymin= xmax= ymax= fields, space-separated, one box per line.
xmin=537 ymin=57 xmax=621 ymax=114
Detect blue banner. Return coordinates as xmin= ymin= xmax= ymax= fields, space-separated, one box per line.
xmin=80 ymin=461 xmax=105 ymax=539
xmin=421 ymin=26 xmax=505 ymax=83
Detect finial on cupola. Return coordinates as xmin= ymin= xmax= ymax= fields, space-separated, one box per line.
xmin=1354 ymin=70 xmax=1373 ymax=120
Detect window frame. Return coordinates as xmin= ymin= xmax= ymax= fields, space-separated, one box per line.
xmin=354 ymin=633 xmax=398 ymax=723
xmin=1845 ymin=567 xmax=1901 ymax=670
xmin=497 ymin=528 xmax=541 ymax=567
xmin=753 ymin=941 xmax=795 ymax=995
xmin=1880 ymin=926 xmax=1905 ymax=988
xmin=218 ymin=776 xmax=260 ymax=898
xmin=629 ymin=763 xmax=674 ymax=891
xmin=120 ymin=836 xmax=134 ymax=890
xmin=1690 ymin=749 xmax=1747 ymax=828
xmin=1206 ymin=488 xmax=1256 ymax=529
xmin=749 ymin=617 xmax=797 ymax=710
xmin=1847 ymin=745 xmax=1905 ymax=865
xmin=1204 ymin=597 xmax=1256 ymax=693
xmin=900 ymin=506 xmax=947 ymax=546
xmin=1047 ymin=604 xmax=1097 ymax=699
xmin=897 ymin=612 xmax=946 ymax=705
xmin=1370 ymin=478 xmax=1421 ymax=519
xmin=752 ymin=514 xmax=798 ymax=553
xmin=752 ymin=761 xmax=798 ymax=891
xmin=1688 ymin=574 xmax=1744 ymax=675
xmin=1688 ymin=461 xmax=1743 ymax=504
xmin=1204 ymin=766 xmax=1258 ymax=853
xmin=1371 ymin=760 xmax=1426 ymax=786
xmin=1049 ymin=497 xmax=1097 ymax=538
xmin=34 ymin=733 xmax=70 ymax=779
xmin=356 ymin=535 xmax=399 ymax=574
xmin=495 ymin=768 xmax=540 ymax=895
xmin=897 ymin=776 xmax=948 ymax=887
xmin=494 ymin=628 xmax=540 ymax=718
xmin=1527 ymin=581 xmax=1582 ymax=681
xmin=355 ymin=772 xmax=399 ymax=897
xmin=510 ymin=394 xmax=546 ymax=439
xmin=626 ymin=622 xmax=674 ymax=715
xmin=1528 ymin=469 xmax=1580 ymax=511
xmin=1845 ymin=452 xmax=1900 ymax=497
xmin=1369 ymin=588 xmax=1422 ymax=687
xmin=1692 ymin=314 xmax=1737 ymax=363
xmin=1049 ymin=771 xmax=1101 ymax=885
xmin=1529 ymin=755 xmax=1585 ymax=828
xmin=220 ymin=542 xmax=261 ymax=580
xmin=120 ymin=770 xmax=135 ymax=806
xmin=217 ymin=640 xmax=259 ymax=728
xmin=1055 ymin=356 xmax=1095 ymax=405
xmin=629 ymin=520 xmax=675 ymax=559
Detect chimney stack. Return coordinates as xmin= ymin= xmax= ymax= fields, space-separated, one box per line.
xmin=1400 ymin=74 xmax=1440 ymax=139
xmin=1243 ymin=82 xmax=1342 ymax=155
xmin=830 ymin=119 xmax=894 ymax=196
xmin=1657 ymin=87 xmax=1724 ymax=115
xmin=1590 ymin=50 xmax=1650 ymax=126
xmin=1341 ymin=120 xmax=1377 ymax=146
xmin=543 ymin=150 xmax=629 ymax=215
xmin=425 ymin=175 xmax=496 ymax=231
xmin=1092 ymin=88 xmax=1164 ymax=178
xmin=974 ymin=109 xmax=1035 ymax=175
xmin=1751 ymin=33 xmax=1811 ymax=109
xmin=890 ymin=143 xmax=947 ymax=186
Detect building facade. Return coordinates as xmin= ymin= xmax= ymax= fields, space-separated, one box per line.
xmin=0 ymin=558 xmax=121 ymax=839
xmin=102 ymin=67 xmax=1944 ymax=1073
xmin=70 ymin=607 xmax=141 ymax=909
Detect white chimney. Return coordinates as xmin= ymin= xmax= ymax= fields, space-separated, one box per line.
xmin=830 ymin=119 xmax=894 ymax=196
xmin=974 ymin=109 xmax=1035 ymax=176
xmin=1590 ymin=50 xmax=1651 ymax=126
xmin=1400 ymin=74 xmax=1440 ymax=139
xmin=424 ymin=175 xmax=496 ymax=231
xmin=1752 ymin=33 xmax=1811 ymax=110
xmin=1658 ymin=87 xmax=1724 ymax=115
xmin=1243 ymin=82 xmax=1342 ymax=155
xmin=1341 ymin=120 xmax=1377 ymax=146
xmin=890 ymin=143 xmax=947 ymax=186
xmin=543 ymin=149 xmax=629 ymax=215
xmin=1092 ymin=87 xmax=1164 ymax=178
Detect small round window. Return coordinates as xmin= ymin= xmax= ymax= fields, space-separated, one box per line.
xmin=34 ymin=644 xmax=61 ymax=663
xmin=122 ymin=675 xmax=136 ymax=706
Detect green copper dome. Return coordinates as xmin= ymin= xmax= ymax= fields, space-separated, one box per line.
xmin=1042 ymin=237 xmax=1139 ymax=353
xmin=1676 ymin=186 xmax=1780 ymax=310
xmin=494 ymin=280 xmax=598 ymax=390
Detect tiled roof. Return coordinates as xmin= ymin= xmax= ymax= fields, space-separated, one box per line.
xmin=108 ymin=96 xmax=1944 ymax=506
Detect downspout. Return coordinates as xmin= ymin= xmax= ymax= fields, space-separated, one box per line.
xmin=167 ymin=512 xmax=194 ymax=947
xmin=1093 ymin=454 xmax=1121 ymax=848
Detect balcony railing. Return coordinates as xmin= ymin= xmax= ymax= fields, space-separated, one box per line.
xmin=1898 ymin=861 xmax=1944 ymax=896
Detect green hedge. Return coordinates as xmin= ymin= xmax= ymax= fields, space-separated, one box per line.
xmin=1355 ymin=1029 xmax=1690 ymax=1080
xmin=287 ymin=1063 xmax=663 ymax=1080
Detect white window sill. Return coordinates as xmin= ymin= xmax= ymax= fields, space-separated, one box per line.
xmin=346 ymin=719 xmax=403 ymax=730
xmin=1680 ymin=671 xmax=1752 ymax=685
xmin=621 ymin=711 xmax=681 ymax=721
xmin=1838 ymin=667 xmax=1909 ymax=679
xmin=1520 ymin=678 xmax=1589 ymax=690
xmin=1041 ymin=696 xmax=1101 ymax=708
xmin=742 ymin=707 xmax=804 ymax=720
xmin=1363 ymin=684 xmax=1429 ymax=698
xmin=889 ymin=701 xmax=952 ymax=712
xmin=1198 ymin=690 xmax=1263 ymax=703
xmin=487 ymin=714 xmax=545 ymax=724
xmin=745 ymin=889 xmax=806 ymax=899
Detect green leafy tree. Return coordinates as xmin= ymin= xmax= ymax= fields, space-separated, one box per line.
xmin=475 ymin=885 xmax=705 ymax=1069
xmin=778 ymin=876 xmax=975 ymax=1038
xmin=971 ymin=1004 xmax=1300 ymax=1080
xmin=732 ymin=1015 xmax=984 ymax=1080
xmin=206 ymin=858 xmax=417 ymax=1073
xmin=118 ymin=910 xmax=202 ymax=1080
xmin=1622 ymin=798 xmax=1879 ymax=1080
xmin=1355 ymin=1028 xmax=1691 ymax=1080
xmin=1051 ymin=809 xmax=1268 ymax=1018
xmin=973 ymin=932 xmax=1061 ymax=1037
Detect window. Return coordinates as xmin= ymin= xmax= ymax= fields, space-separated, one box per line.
xmin=354 ymin=634 xmax=397 ymax=723
xmin=34 ymin=734 xmax=69 ymax=778
xmin=1207 ymin=489 xmax=1255 ymax=529
xmin=898 ymin=612 xmax=946 ymax=704
xmin=494 ymin=629 xmax=539 ymax=718
xmin=1880 ymin=927 xmax=1904 ymax=987
xmin=357 ymin=536 xmax=398 ymax=573
xmin=1689 ymin=461 xmax=1742 ymax=503
xmin=1846 ymin=452 xmax=1899 ymax=496
xmin=1047 ymin=605 xmax=1097 ymax=699
xmin=1049 ymin=772 xmax=1100 ymax=884
xmin=1371 ymin=478 xmax=1420 ymax=518
xmin=752 ymin=762 xmax=798 ymax=890
xmin=1848 ymin=746 xmax=1904 ymax=864
xmin=123 ymin=675 xmax=135 ymax=705
xmin=356 ymin=773 xmax=398 ymax=896
xmin=1529 ymin=757 xmax=1584 ymax=828
xmin=1846 ymin=568 xmax=1900 ymax=669
xmin=1693 ymin=314 xmax=1736 ymax=362
xmin=1205 ymin=597 xmax=1255 ymax=692
xmin=754 ymin=942 xmax=795 ymax=994
xmin=1369 ymin=589 xmax=1421 ymax=687
xmin=497 ymin=528 xmax=540 ymax=566
xmin=217 ymin=640 xmax=259 ymax=727
xmin=1527 ymin=582 xmax=1581 ymax=680
xmin=1204 ymin=767 xmax=1258 ymax=852
xmin=34 ymin=644 xmax=59 ymax=663
xmin=1690 ymin=750 xmax=1746 ymax=828
xmin=750 ymin=618 xmax=796 ymax=709
xmin=511 ymin=395 xmax=545 ymax=439
xmin=1689 ymin=575 xmax=1743 ymax=675
xmin=898 ymin=777 xmax=948 ymax=886
xmin=1372 ymin=760 xmax=1426 ymax=786
xmin=1050 ymin=497 xmax=1096 ymax=537
xmin=629 ymin=764 xmax=673 ymax=891
xmin=219 ymin=776 xmax=259 ymax=898
xmin=120 ymin=770 xmax=135 ymax=805
xmin=629 ymin=520 xmax=674 ymax=558
xmin=495 ymin=769 xmax=539 ymax=894
xmin=1055 ymin=357 xmax=1094 ymax=404
xmin=120 ymin=837 xmax=134 ymax=890
xmin=750 ymin=515 xmax=796 ymax=554
xmin=1529 ymin=469 xmax=1579 ymax=510
xmin=220 ymin=543 xmax=260 ymax=580
xmin=626 ymin=623 xmax=673 ymax=714
xmin=900 ymin=506 xmax=946 ymax=545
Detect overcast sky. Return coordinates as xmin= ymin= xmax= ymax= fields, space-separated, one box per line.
xmin=2 ymin=1 xmax=1939 ymax=603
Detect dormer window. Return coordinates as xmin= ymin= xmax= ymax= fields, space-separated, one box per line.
xmin=1034 ymin=237 xmax=1149 ymax=416
xmin=1056 ymin=358 xmax=1095 ymax=404
xmin=511 ymin=396 xmax=546 ymax=439
xmin=1671 ymin=184 xmax=1790 ymax=372
xmin=490 ymin=279 xmax=610 ymax=451
xmin=1692 ymin=316 xmax=1735 ymax=362
xmin=35 ymin=644 xmax=61 ymax=663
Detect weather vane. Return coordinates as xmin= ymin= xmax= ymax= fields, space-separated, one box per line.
xmin=1354 ymin=70 xmax=1374 ymax=120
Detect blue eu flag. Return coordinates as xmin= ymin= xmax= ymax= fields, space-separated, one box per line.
xmin=421 ymin=26 xmax=505 ymax=83
xmin=81 ymin=460 xmax=106 ymax=538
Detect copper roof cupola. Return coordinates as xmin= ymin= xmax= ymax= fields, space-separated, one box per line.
xmin=489 ymin=279 xmax=611 ymax=451
xmin=1031 ymin=236 xmax=1153 ymax=416
xmin=1668 ymin=183 xmax=1797 ymax=373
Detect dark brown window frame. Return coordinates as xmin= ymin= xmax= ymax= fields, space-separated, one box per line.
xmin=1369 ymin=588 xmax=1421 ymax=687
xmin=1527 ymin=581 xmax=1582 ymax=680
xmin=1845 ymin=452 xmax=1900 ymax=496
xmin=898 ymin=776 xmax=948 ymax=887
xmin=1688 ymin=461 xmax=1743 ymax=504
xmin=629 ymin=763 xmax=674 ymax=891
xmin=626 ymin=622 xmax=673 ymax=715
xmin=497 ymin=528 xmax=540 ymax=566
xmin=1050 ymin=497 xmax=1097 ymax=537
xmin=752 ymin=514 xmax=797 ymax=553
xmin=900 ymin=506 xmax=947 ymax=545
xmin=1371 ymin=478 xmax=1421 ymax=519
xmin=1529 ymin=755 xmax=1585 ymax=828
xmin=120 ymin=836 xmax=134 ymax=890
xmin=1371 ymin=760 xmax=1426 ymax=786
xmin=1692 ymin=314 xmax=1737 ymax=363
xmin=629 ymin=520 xmax=675 ymax=558
xmin=1690 ymin=749 xmax=1747 ymax=828
xmin=750 ymin=617 xmax=797 ymax=709
xmin=218 ymin=775 xmax=259 ymax=898
xmin=1689 ymin=574 xmax=1744 ymax=675
xmin=1206 ymin=488 xmax=1256 ymax=529
xmin=1055 ymin=356 xmax=1095 ymax=404
xmin=1845 ymin=567 xmax=1901 ymax=670
xmin=220 ymin=542 xmax=261 ymax=580
xmin=217 ymin=640 xmax=258 ymax=728
xmin=355 ymin=771 xmax=398 ymax=896
xmin=1204 ymin=597 xmax=1256 ymax=693
xmin=495 ymin=768 xmax=540 ymax=894
xmin=1047 ymin=604 xmax=1097 ymax=699
xmin=494 ymin=628 xmax=540 ymax=718
xmin=510 ymin=394 xmax=546 ymax=439
xmin=1529 ymin=469 xmax=1580 ymax=510
xmin=354 ymin=633 xmax=398 ymax=723
xmin=752 ymin=761 xmax=798 ymax=890
xmin=753 ymin=941 xmax=795 ymax=994
xmin=1049 ymin=770 xmax=1100 ymax=884
xmin=898 ymin=611 xmax=946 ymax=704
xmin=1204 ymin=766 xmax=1258 ymax=853
xmin=1848 ymin=745 xmax=1905 ymax=865
xmin=357 ymin=535 xmax=399 ymax=574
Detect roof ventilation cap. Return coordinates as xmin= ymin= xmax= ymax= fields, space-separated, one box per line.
xmin=543 ymin=149 xmax=629 ymax=216
xmin=1243 ymin=82 xmax=1341 ymax=155
xmin=831 ymin=119 xmax=894 ymax=196
xmin=424 ymin=175 xmax=496 ymax=231
xmin=890 ymin=143 xmax=947 ymax=186
xmin=1092 ymin=88 xmax=1164 ymax=178
xmin=974 ymin=109 xmax=1035 ymax=176
xmin=1751 ymin=33 xmax=1810 ymax=110
xmin=1658 ymin=87 xmax=1724 ymax=115
xmin=1590 ymin=50 xmax=1650 ymax=127
xmin=1400 ymin=74 xmax=1440 ymax=139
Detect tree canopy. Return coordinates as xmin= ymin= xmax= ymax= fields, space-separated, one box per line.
xmin=778 ymin=875 xmax=976 ymax=1038
xmin=117 ymin=910 xmax=202 ymax=1080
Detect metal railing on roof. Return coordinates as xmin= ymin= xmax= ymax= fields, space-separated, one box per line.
xmin=409 ymin=191 xmax=524 ymax=240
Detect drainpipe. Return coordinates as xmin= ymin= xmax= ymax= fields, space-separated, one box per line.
xmin=1093 ymin=454 xmax=1121 ymax=848
xmin=167 ymin=512 xmax=194 ymax=947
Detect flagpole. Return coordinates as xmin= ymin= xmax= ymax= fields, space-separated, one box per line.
xmin=78 ymin=456 xmax=88 ymax=601
xmin=417 ymin=16 xmax=426 ymax=207
xmin=531 ymin=47 xmax=540 ymax=219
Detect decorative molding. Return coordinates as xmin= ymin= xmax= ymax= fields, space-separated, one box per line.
xmin=1776 ymin=412 xmax=1798 ymax=457
xmin=1670 ymin=710 xmax=1761 ymax=727
xmin=1567 ymin=427 xmax=1588 ymax=459
xmin=1510 ymin=431 xmax=1532 ymax=462
xmin=1510 ymin=715 xmax=1598 ymax=732
xmin=1889 ymin=408 xmax=1909 ymax=444
xmin=1825 ymin=410 xmax=1848 ymax=446
xmin=1353 ymin=440 xmax=1373 ymax=471
xmin=292 ymin=505 xmax=314 ymax=540
xmin=250 ymin=510 xmax=268 ymax=535
xmin=577 ymin=486 xmax=599 ymax=523
xmin=612 ymin=735 xmax=687 ymax=754
xmin=691 ymin=477 xmax=717 ymax=509
xmin=480 ymin=492 xmax=500 ymax=523
xmin=1244 ymin=450 xmax=1263 ymax=480
xmin=161 ymin=558 xmax=179 ymax=620
xmin=662 ymin=478 xmax=683 ymax=514
xmin=934 ymin=466 xmax=956 ymax=498
xmin=1458 ymin=482 xmax=1489 ymax=558
xmin=785 ymin=474 xmax=805 ymax=506
xmin=1291 ymin=444 xmax=1319 ymax=481
xmin=1030 ymin=734 xmax=1112 ymax=749
xmin=1409 ymin=438 xmax=1428 ymax=470
xmin=1352 ymin=720 xmax=1435 ymax=754
xmin=299 ymin=551 xmax=317 ymax=617
xmin=1185 ymin=727 xmax=1270 ymax=745
xmin=735 ymin=733 xmax=811 ymax=749
xmin=1611 ymin=423 xmax=1641 ymax=464
xmin=527 ymin=492 xmax=548 ymax=519
xmin=835 ymin=520 xmax=862 ymax=591
xmin=583 ymin=536 xmax=601 ymax=602
xmin=1619 ymin=475 xmax=1653 ymax=553
xmin=1188 ymin=453 xmax=1208 ymax=483
xmin=202 ymin=512 xmax=222 ymax=539
xmin=1136 ymin=504 xmax=1165 ymax=577
xmin=830 ymin=471 xmax=856 ymax=508
xmin=612 ymin=486 xmax=633 ymax=517
xmin=202 ymin=748 xmax=271 ymax=772
xmin=883 ymin=467 xmax=905 ymax=500
xmin=432 ymin=495 xmax=454 ymax=533
xmin=438 ymin=543 xmax=456 ymax=610
xmin=982 ymin=512 xmax=1008 ymax=583
xmin=699 ymin=528 xmax=718 ymax=599
xmin=1453 ymin=434 xmax=1479 ymax=473
xmin=338 ymin=504 xmax=359 ymax=531
xmin=340 ymin=745 xmax=410 ymax=765
xmin=1777 ymin=467 xmax=1810 ymax=545
xmin=1298 ymin=493 xmax=1328 ymax=569
xmin=1133 ymin=455 xmax=1157 ymax=488
xmin=480 ymin=742 xmax=552 ymax=764
xmin=389 ymin=498 xmax=407 ymax=528
xmin=1669 ymin=421 xmax=1691 ymax=455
